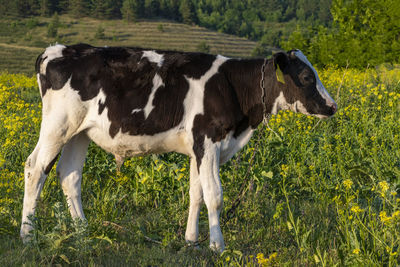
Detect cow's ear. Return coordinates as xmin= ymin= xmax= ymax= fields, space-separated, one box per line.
xmin=273 ymin=52 xmax=289 ymax=84
xmin=273 ymin=52 xmax=289 ymax=72
xmin=289 ymin=50 xmax=297 ymax=60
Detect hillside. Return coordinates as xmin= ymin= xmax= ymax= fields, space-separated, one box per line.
xmin=0 ymin=15 xmax=260 ymax=75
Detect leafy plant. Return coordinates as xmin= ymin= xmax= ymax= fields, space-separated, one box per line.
xmin=196 ymin=41 xmax=210 ymax=53
xmin=47 ymin=13 xmax=60 ymax=38
xmin=94 ymin=25 xmax=106 ymax=40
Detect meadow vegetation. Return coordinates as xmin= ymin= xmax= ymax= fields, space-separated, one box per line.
xmin=0 ymin=1 xmax=399 ymax=264
xmin=0 ymin=65 xmax=399 ymax=265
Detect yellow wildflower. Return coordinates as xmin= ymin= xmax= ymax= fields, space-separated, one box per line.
xmin=379 ymin=211 xmax=392 ymax=224
xmin=350 ymin=205 xmax=363 ymax=214
xmin=343 ymin=179 xmax=353 ymax=190
xmin=378 ymin=181 xmax=389 ymax=197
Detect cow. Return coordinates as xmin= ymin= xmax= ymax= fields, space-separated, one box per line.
xmin=20 ymin=44 xmax=337 ymax=252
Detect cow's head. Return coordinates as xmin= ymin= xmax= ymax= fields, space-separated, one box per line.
xmin=270 ymin=50 xmax=337 ymax=118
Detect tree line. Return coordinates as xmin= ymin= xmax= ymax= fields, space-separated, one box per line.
xmin=0 ymin=0 xmax=332 ymax=45
xmin=1 ymin=0 xmax=398 ymax=67
xmin=282 ymin=0 xmax=400 ymax=67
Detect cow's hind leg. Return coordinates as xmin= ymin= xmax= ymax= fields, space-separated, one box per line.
xmin=20 ymin=133 xmax=66 ymax=241
xmin=185 ymin=158 xmax=203 ymax=246
xmin=56 ymin=132 xmax=90 ymax=221
xmin=197 ymin=138 xmax=224 ymax=252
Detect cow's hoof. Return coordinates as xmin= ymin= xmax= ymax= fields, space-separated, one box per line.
xmin=210 ymin=241 xmax=225 ymax=253
xmin=185 ymin=240 xmax=200 ymax=250
xmin=20 ymin=224 xmax=33 ymax=244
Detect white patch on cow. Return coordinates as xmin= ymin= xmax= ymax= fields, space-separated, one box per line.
xmin=141 ymin=51 xmax=164 ymax=67
xmin=143 ymin=73 xmax=165 ymax=119
xmin=86 ymin=126 xmax=190 ymax=158
xmin=183 ymin=55 xmax=228 ymax=135
xmin=56 ymin=132 xmax=90 ymax=220
xmin=41 ymin=77 xmax=88 ymax=132
xmin=81 ymin=90 xmax=191 ymax=158
xmin=293 ymin=100 xmax=310 ymax=115
xmin=97 ymin=88 xmax=106 ymax=106
xmin=294 ymin=50 xmax=336 ymax=106
xmin=40 ymin=44 xmax=66 ymax=75
xmin=131 ymin=108 xmax=141 ymax=114
xmin=271 ymin=91 xmax=291 ymax=114
xmin=271 ymin=92 xmax=311 ymax=115
xmin=199 ymin=137 xmax=224 ymax=251
xmin=220 ymin=127 xmax=253 ymax=164
xmin=185 ymin=158 xmax=202 ymax=244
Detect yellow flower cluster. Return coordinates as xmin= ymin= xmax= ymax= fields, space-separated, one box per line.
xmin=350 ymin=205 xmax=363 ymax=214
xmin=379 ymin=210 xmax=400 ymax=225
xmin=0 ymin=73 xmax=40 ymax=216
xmin=342 ymin=179 xmax=353 ymax=190
xmin=256 ymin=252 xmax=277 ymax=266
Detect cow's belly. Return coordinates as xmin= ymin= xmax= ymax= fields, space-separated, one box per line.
xmin=85 ymin=125 xmax=192 ymax=158
xmin=219 ymin=127 xmax=254 ymax=164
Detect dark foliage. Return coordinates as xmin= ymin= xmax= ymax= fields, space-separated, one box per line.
xmin=0 ymin=0 xmax=332 ymax=43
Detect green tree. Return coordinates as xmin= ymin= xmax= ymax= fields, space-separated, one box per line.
xmin=121 ymin=0 xmax=142 ymax=21
xmin=47 ymin=12 xmax=60 ymax=37
xmin=90 ymin=0 xmax=108 ymax=18
xmin=9 ymin=0 xmax=40 ymax=17
xmin=331 ymin=0 xmax=400 ymax=65
xmin=40 ymin=0 xmax=52 ymax=16
xmin=57 ymin=0 xmax=70 ymax=13
xmin=69 ymin=0 xmax=88 ymax=18
xmin=179 ymin=0 xmax=196 ymax=24
xmin=283 ymin=0 xmax=400 ymax=67
xmin=144 ymin=0 xmax=159 ymax=17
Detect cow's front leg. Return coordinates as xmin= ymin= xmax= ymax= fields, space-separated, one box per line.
xmin=198 ymin=138 xmax=224 ymax=252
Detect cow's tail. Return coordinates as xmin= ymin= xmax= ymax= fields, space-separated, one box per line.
xmin=35 ymin=52 xmax=45 ymax=75
xmin=35 ymin=51 xmax=50 ymax=98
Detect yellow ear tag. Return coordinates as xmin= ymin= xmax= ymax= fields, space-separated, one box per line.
xmin=276 ymin=64 xmax=286 ymax=84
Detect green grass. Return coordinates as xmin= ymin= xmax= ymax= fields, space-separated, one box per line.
xmin=0 ymin=66 xmax=399 ymax=265
xmin=0 ymin=17 xmax=400 ymax=263
xmin=0 ymin=15 xmax=258 ymax=75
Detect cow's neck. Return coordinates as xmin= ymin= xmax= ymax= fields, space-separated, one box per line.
xmin=223 ymin=58 xmax=280 ymax=128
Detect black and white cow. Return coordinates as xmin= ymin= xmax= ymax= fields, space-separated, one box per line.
xmin=21 ymin=44 xmax=337 ymax=251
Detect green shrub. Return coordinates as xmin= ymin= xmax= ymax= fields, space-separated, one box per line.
xmin=94 ymin=26 xmax=106 ymax=40
xmin=196 ymin=41 xmax=210 ymax=53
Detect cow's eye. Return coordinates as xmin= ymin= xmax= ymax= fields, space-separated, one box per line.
xmin=301 ymin=73 xmax=314 ymax=84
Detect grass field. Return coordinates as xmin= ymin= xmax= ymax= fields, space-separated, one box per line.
xmin=0 ymin=64 xmax=399 ymax=265
xmin=0 ymin=15 xmax=258 ymax=75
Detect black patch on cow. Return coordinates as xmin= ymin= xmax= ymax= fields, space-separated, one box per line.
xmin=192 ymin=126 xmax=205 ymax=172
xmin=44 ymin=154 xmax=59 ymax=175
xmin=98 ymin=99 xmax=107 ymax=115
xmin=191 ymin=60 xmax=264 ymax=170
xmin=233 ymin=116 xmax=250 ymax=138
xmin=39 ymin=74 xmax=51 ymax=97
xmin=39 ymin=44 xmax=217 ymax=138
